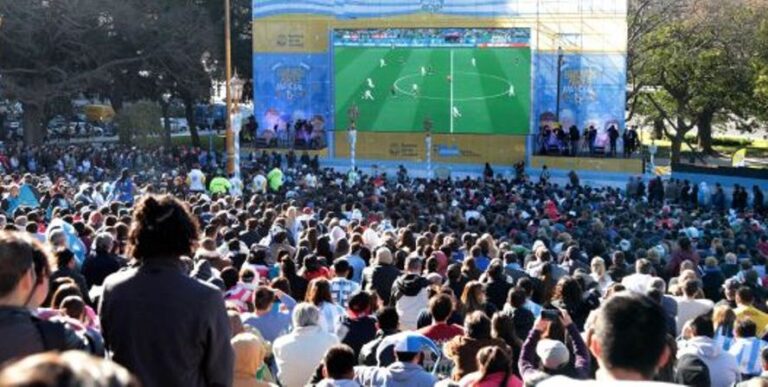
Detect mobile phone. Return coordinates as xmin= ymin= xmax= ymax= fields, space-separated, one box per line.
xmin=541 ymin=309 xmax=561 ymax=321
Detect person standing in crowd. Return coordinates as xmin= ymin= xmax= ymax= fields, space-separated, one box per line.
xmin=100 ymin=195 xmax=233 ymax=387
xmin=81 ymin=232 xmax=123 ymax=289
xmin=109 ymin=169 xmax=135 ymax=206
xmin=187 ymin=163 xmax=207 ymax=193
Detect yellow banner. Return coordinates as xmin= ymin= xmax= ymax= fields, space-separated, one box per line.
xmin=253 ymin=20 xmax=329 ymax=53
xmin=732 ymin=148 xmax=747 ymax=167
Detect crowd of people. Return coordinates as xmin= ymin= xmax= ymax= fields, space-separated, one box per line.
xmin=0 ymin=141 xmax=767 ymax=387
xmin=537 ymin=124 xmax=640 ymax=158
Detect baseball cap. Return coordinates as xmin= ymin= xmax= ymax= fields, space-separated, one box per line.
xmin=386 ymin=332 xmax=439 ymax=354
xmin=536 ymin=339 xmax=570 ymax=369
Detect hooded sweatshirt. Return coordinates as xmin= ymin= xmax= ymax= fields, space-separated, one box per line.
xmin=677 ymin=336 xmax=741 ymax=387
xmin=391 ymin=274 xmax=430 ymax=330
xmin=354 ymin=362 xmax=437 ymax=387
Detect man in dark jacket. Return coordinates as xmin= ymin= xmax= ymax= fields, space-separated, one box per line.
xmin=100 ymin=195 xmax=233 ymax=387
xmin=238 ymin=218 xmax=261 ymax=249
xmin=362 ymin=247 xmax=400 ymax=304
xmin=568 ymin=125 xmax=580 ymax=156
xmin=49 ymin=248 xmax=92 ymax=306
xmin=0 ymin=232 xmax=85 ymax=364
xmin=81 ymin=232 xmax=123 ymax=289
xmin=608 ymin=125 xmax=620 ymax=157
xmin=360 ymin=307 xmax=400 ymax=366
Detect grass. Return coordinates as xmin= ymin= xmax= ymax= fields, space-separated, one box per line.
xmin=334 ymin=47 xmax=531 ymax=134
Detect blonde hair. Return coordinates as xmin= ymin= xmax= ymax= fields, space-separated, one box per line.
xmin=713 ymin=304 xmax=736 ymax=331
xmin=232 ymin=333 xmax=267 ymax=379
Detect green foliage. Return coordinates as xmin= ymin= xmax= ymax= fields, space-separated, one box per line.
xmin=630 ymin=0 xmax=764 ymax=162
xmin=115 ymin=100 xmax=162 ymax=142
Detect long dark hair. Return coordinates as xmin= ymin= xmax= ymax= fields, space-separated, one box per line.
xmin=306 ymin=278 xmax=334 ymax=305
xmin=127 ymin=195 xmax=199 ymax=260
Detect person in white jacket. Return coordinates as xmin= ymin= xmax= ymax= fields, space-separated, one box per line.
xmin=390 ymin=256 xmax=429 ymax=331
xmin=678 ymin=314 xmax=741 ymax=387
xmin=274 ymin=303 xmax=340 ymax=387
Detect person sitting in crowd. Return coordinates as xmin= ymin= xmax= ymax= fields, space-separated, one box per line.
xmin=317 ymin=344 xmax=361 ymax=387
xmin=337 ymin=291 xmax=377 ymax=357
xmin=0 ymin=142 xmax=766 ymax=387
xmin=273 ymin=303 xmax=339 ymax=387
xmin=390 ymin=256 xmax=430 ymax=331
xmin=242 ymin=285 xmax=297 ymax=343
xmin=678 ymin=313 xmax=741 ymax=387
xmin=354 ymin=332 xmax=438 ymax=386
xmin=444 ymin=311 xmax=511 ymax=381
xmin=518 ymin=309 xmax=590 ymax=384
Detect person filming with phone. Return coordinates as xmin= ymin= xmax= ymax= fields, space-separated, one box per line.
xmin=518 ymin=308 xmax=590 ymax=385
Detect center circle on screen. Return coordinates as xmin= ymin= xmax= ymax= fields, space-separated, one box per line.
xmin=393 ymin=71 xmax=513 ymax=101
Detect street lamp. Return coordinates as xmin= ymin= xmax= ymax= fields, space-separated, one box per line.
xmin=424 ymin=116 xmax=433 ymax=180
xmin=555 ymin=46 xmax=564 ymax=123
xmin=228 ymin=72 xmax=245 ymax=178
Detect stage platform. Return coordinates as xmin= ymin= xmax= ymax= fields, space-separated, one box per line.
xmin=530 ymin=155 xmax=644 ymax=174
xmin=334 ymin=132 xmax=527 ymax=165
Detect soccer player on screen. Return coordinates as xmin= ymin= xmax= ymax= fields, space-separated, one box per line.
xmin=367 ymin=78 xmax=375 ymax=89
xmin=421 ymin=66 xmax=427 ymax=76
xmin=362 ymin=89 xmax=374 ymax=100
xmin=411 ymin=83 xmax=419 ymax=96
xmin=452 ymin=106 xmax=462 ymax=118
xmin=380 ymin=58 xmax=386 ymax=68
xmin=472 ymin=57 xmax=476 ymax=67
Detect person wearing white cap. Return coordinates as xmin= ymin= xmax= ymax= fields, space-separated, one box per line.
xmin=519 ymin=309 xmax=590 ymax=384
xmin=353 ymin=332 xmax=438 ymax=386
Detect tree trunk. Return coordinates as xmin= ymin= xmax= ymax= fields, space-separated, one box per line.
xmin=182 ymin=94 xmax=201 ymax=147
xmin=670 ymin=134 xmax=683 ymax=165
xmin=110 ymin=91 xmax=131 ymax=145
xmin=22 ymin=103 xmax=46 ymax=145
xmin=697 ymin=110 xmax=717 ymax=155
xmin=161 ymin=103 xmax=172 ymax=148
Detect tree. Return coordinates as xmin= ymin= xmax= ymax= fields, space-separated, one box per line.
xmin=0 ymin=0 xmax=145 ymax=145
xmin=115 ymin=100 xmax=162 ymax=142
xmin=104 ymin=0 xmax=218 ymax=147
xmin=635 ymin=0 xmax=758 ymax=163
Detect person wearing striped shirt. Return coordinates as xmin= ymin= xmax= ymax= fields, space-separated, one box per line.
xmin=729 ymin=319 xmax=768 ymax=379
xmin=330 ymin=258 xmax=360 ymax=308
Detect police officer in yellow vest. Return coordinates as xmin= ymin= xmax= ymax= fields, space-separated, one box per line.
xmin=209 ymin=175 xmax=231 ymax=195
